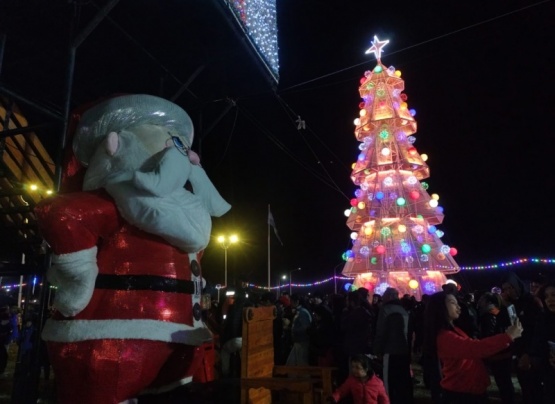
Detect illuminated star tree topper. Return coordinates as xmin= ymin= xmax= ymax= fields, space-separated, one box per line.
xmin=365 ymin=35 xmax=390 ymax=61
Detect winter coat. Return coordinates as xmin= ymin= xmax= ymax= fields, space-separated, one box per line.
xmin=373 ymin=300 xmax=409 ymax=356
xmin=478 ymin=296 xmax=512 ymax=361
xmin=528 ymin=310 xmax=555 ymax=400
xmin=341 ymin=306 xmax=373 ymax=355
xmin=332 ymin=374 xmax=389 ymax=404
xmin=291 ymin=305 xmax=312 ymax=343
xmin=437 ymin=326 xmax=513 ymax=395
xmin=502 ymin=273 xmax=542 ymax=357
xmin=221 ymin=296 xmax=251 ymax=344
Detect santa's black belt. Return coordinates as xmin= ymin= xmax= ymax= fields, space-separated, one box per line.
xmin=95 ymin=274 xmax=195 ymax=294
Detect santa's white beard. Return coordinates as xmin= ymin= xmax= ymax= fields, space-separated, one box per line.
xmin=105 ymin=182 xmax=212 ymax=253
xmin=83 ymin=132 xmax=213 ymax=253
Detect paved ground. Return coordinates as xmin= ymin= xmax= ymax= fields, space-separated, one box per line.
xmin=1 ymin=345 xmax=522 ymax=403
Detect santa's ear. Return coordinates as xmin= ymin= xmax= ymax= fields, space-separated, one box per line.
xmin=188 ymin=149 xmax=201 ymax=166
xmin=105 ymin=131 xmax=119 ymax=156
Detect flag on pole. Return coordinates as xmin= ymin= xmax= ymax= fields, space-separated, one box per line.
xmin=268 ymin=210 xmax=284 ymax=246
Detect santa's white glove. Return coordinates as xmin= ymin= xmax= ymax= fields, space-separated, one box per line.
xmin=47 ymin=246 xmax=99 ymax=317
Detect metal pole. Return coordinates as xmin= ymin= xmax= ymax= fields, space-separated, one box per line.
xmin=72 ymin=0 xmax=121 ymax=48
xmin=18 ymin=254 xmax=25 ymax=308
xmin=333 ymin=263 xmax=343 ymax=295
xmin=289 ymin=268 xmax=300 ymax=296
xmin=267 ymin=205 xmax=271 ymax=290
xmin=170 ymin=65 xmax=205 ymax=102
xmin=0 ymin=33 xmax=6 ymax=77
xmin=289 ymin=276 xmax=292 ymax=296
xmin=0 ymin=86 xmax=63 ymax=121
xmin=224 ymin=247 xmax=228 ymax=288
xmin=17 ymin=275 xmax=23 ymax=308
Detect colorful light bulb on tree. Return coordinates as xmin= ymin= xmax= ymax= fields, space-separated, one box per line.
xmin=342 ymin=36 xmax=460 ymax=298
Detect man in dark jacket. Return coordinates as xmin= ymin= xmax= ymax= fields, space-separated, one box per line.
xmin=220 ymin=289 xmax=252 ymax=377
xmin=373 ymin=287 xmax=413 ymax=404
xmin=501 ymin=272 xmax=543 ymax=403
xmin=341 ymin=291 xmax=373 ymax=358
xmin=478 ymin=292 xmax=515 ymax=404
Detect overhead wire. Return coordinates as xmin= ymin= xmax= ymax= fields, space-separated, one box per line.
xmin=273 ymin=94 xmax=350 ymax=200
xmin=237 ymin=103 xmax=349 ymax=195
xmin=204 ymin=0 xmax=552 ymax=205
xmin=279 ymin=0 xmax=551 ymax=93
xmin=227 ymin=0 xmax=553 ymax=204
xmin=208 ymin=78 xmax=353 ymax=200
xmin=210 ymin=105 xmax=239 ymax=170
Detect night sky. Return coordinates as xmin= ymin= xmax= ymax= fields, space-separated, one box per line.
xmin=201 ymin=0 xmax=555 ymax=290
xmin=2 ymin=0 xmax=554 ymax=293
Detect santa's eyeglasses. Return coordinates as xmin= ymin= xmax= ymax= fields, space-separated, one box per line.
xmin=168 ymin=135 xmax=189 ymax=156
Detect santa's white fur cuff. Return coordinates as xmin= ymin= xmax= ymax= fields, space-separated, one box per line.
xmin=42 ymin=318 xmax=212 ymax=346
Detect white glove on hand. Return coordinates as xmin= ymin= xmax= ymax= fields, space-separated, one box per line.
xmin=48 ymin=246 xmax=99 ymax=317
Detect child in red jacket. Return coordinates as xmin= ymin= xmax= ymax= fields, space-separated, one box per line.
xmin=330 ymin=354 xmax=389 ymax=404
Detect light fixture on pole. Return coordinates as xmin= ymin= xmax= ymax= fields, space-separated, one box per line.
xmin=277 ymin=274 xmax=286 ymax=298
xmin=217 ymin=234 xmax=239 ymax=289
xmin=215 ymin=284 xmax=222 ymax=302
xmin=289 ymin=267 xmax=301 ymax=296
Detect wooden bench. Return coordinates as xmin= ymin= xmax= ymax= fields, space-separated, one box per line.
xmin=239 ymin=306 xmax=337 ymax=403
xmin=241 ymin=376 xmax=315 ymax=404
xmin=273 ymin=365 xmax=336 ymax=400
xmin=240 ymin=306 xmax=319 ymax=404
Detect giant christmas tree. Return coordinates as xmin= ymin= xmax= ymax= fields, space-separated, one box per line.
xmin=341 ymin=36 xmax=459 ymax=298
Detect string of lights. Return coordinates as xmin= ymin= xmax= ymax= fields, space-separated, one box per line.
xmin=245 ymin=258 xmax=555 ymax=291
xmin=224 ymin=0 xmax=279 ymax=82
xmin=2 ymin=258 xmax=555 ymax=292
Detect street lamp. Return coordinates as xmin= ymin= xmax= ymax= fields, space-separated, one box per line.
xmin=289 ymin=267 xmax=301 ymax=296
xmin=217 ymin=234 xmax=239 ymax=289
xmin=277 ymin=274 xmax=286 ymax=298
xmin=215 ymin=284 xmax=223 ymax=302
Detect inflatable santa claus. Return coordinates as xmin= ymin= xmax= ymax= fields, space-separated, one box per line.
xmin=35 ymin=94 xmax=230 ymax=404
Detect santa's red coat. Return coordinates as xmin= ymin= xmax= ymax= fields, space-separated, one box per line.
xmin=36 ymin=190 xmax=210 ymax=404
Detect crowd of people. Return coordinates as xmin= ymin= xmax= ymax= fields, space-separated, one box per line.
xmin=208 ymin=272 xmax=555 ymax=403
xmin=1 ymin=305 xmax=20 ymax=378
xmin=0 ymin=305 xmax=50 ymax=382
xmin=2 ymin=271 xmax=554 ymax=403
